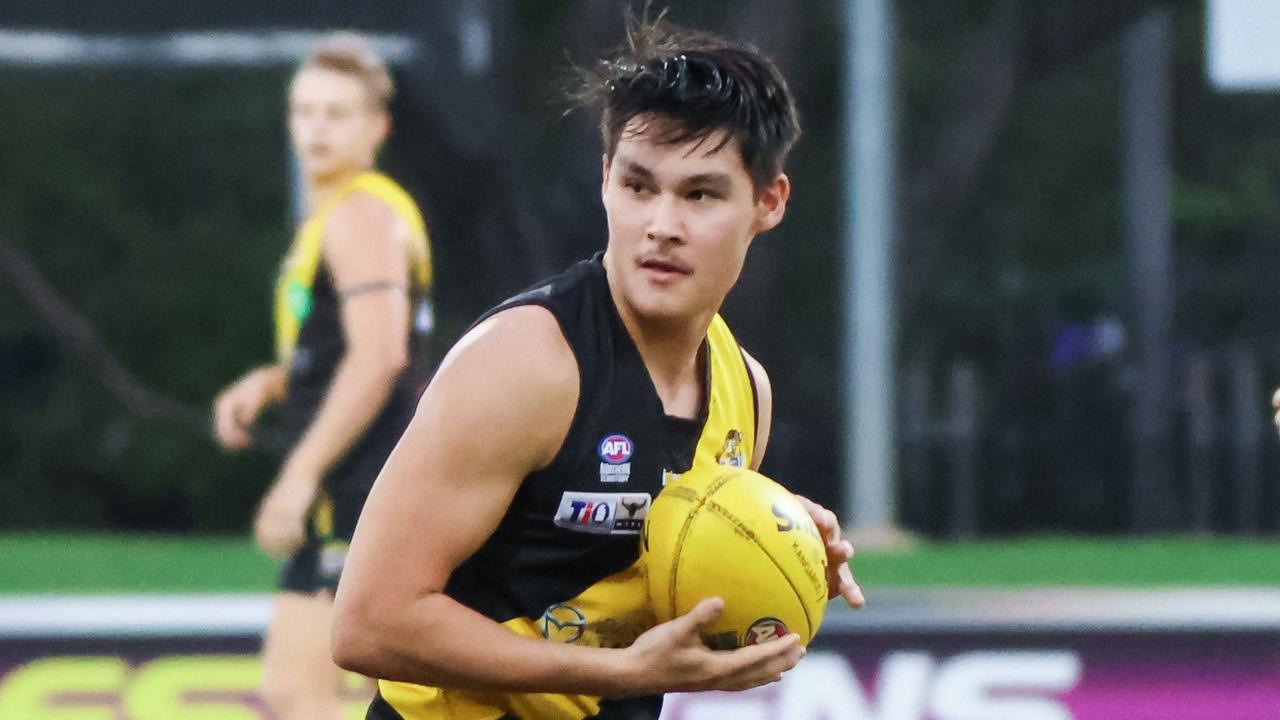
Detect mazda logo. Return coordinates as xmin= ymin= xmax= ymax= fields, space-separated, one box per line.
xmin=540 ymin=603 xmax=587 ymax=643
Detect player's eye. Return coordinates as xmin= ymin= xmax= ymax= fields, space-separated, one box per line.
xmin=688 ymin=188 xmax=723 ymax=202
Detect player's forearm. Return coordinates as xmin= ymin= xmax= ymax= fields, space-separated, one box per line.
xmin=332 ymin=591 xmax=635 ymax=697
xmin=287 ymin=351 xmax=405 ymax=476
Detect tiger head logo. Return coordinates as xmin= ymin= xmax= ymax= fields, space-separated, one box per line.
xmin=716 ymin=429 xmax=745 ymax=467
xmin=620 ymin=496 xmax=648 ymax=518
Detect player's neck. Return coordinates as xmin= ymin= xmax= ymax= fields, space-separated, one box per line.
xmin=617 ymin=306 xmax=711 ymax=419
xmin=302 ymin=166 xmax=370 ymax=215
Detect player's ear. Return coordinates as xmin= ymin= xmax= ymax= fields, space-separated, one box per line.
xmin=752 ymin=173 xmax=791 ymax=234
xmin=369 ymin=109 xmax=391 ymax=148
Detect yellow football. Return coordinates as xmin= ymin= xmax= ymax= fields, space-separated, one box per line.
xmin=642 ymin=465 xmax=829 ymax=649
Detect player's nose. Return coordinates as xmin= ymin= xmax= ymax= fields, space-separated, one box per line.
xmin=646 ymin=193 xmax=684 ymax=244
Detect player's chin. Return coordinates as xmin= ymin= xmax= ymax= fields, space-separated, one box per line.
xmin=632 ymin=300 xmax=696 ymax=327
xmin=300 ymin=156 xmax=343 ymax=179
xmin=628 ymin=287 xmax=699 ymax=322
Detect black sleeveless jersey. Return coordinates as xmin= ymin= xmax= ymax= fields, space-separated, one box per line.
xmin=377 ymin=254 xmax=761 ymax=720
xmin=272 ymin=172 xmax=433 ymax=508
xmin=279 ymin=264 xmax=429 ymax=503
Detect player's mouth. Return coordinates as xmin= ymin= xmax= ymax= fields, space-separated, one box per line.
xmin=637 ymin=256 xmax=692 ymax=284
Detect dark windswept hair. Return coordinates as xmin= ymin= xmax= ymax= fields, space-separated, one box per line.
xmin=574 ymin=13 xmax=801 ymax=194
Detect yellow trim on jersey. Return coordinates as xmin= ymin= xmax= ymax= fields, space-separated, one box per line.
xmin=273 ymin=171 xmax=432 ymax=362
xmin=379 ymin=562 xmax=653 ymax=720
xmin=378 ymin=682 xmax=507 ymax=720
xmin=379 ymin=314 xmax=758 ymax=720
xmin=696 ymin=313 xmax=756 ymax=469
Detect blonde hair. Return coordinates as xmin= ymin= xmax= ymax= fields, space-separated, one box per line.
xmin=302 ymin=32 xmax=393 ymax=110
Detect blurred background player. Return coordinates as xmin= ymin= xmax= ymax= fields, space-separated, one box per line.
xmin=211 ymin=32 xmax=433 ymax=720
xmin=332 ymin=15 xmax=861 ymax=720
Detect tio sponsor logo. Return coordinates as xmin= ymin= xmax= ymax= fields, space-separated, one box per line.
xmin=553 ymin=492 xmax=649 ymax=535
xmin=661 ymin=650 xmax=1082 ymax=720
xmin=567 ymin=499 xmax=612 ymax=526
xmin=598 ymin=434 xmax=634 ymax=464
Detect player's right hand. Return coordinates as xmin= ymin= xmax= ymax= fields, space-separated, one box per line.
xmin=253 ymin=461 xmax=318 ymax=557
xmin=213 ymin=366 xmax=282 ymax=450
xmin=1272 ymin=387 xmax=1280 ymax=430
xmin=619 ymin=597 xmax=805 ymax=694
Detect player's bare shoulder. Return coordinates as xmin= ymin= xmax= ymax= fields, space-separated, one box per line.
xmin=446 ymin=305 xmax=575 ymax=383
xmin=320 ymin=189 xmax=413 ymax=291
xmin=325 ymin=189 xmax=408 ymax=251
xmin=426 ymin=304 xmax=580 ymax=470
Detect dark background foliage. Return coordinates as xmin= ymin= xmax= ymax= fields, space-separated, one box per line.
xmin=3 ymin=0 xmax=1278 ymax=535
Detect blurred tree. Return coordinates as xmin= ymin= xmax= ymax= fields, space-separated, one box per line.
xmin=0 ymin=68 xmax=288 ymax=531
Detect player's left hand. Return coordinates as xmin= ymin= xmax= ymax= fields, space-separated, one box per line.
xmin=254 ymin=462 xmax=319 ymax=558
xmin=794 ymin=495 xmax=865 ymax=609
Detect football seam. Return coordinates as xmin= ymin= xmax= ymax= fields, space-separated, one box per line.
xmin=701 ymin=478 xmax=819 ymax=640
xmin=668 ymin=472 xmax=735 ymax=619
xmin=666 ymin=492 xmax=705 ymax=622
xmin=700 ymin=499 xmax=816 ymax=640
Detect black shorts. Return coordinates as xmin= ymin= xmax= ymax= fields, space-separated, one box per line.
xmin=277 ymin=475 xmax=376 ymax=594
xmin=275 ymin=474 xmax=373 ymax=594
xmin=275 ymin=403 xmax=409 ymax=594
xmin=279 ymin=529 xmax=349 ymax=595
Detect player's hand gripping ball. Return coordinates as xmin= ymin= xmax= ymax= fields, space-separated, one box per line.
xmin=642 ymin=466 xmax=829 ymax=649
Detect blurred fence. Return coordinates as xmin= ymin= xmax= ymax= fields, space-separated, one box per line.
xmin=901 ymin=346 xmax=1280 ymax=537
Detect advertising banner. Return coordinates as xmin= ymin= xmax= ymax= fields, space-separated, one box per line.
xmin=665 ymin=632 xmax=1280 ymax=720
xmin=3 ymin=592 xmax=1278 ymax=719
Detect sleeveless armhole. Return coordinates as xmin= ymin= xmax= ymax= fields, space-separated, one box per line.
xmin=741 ymin=347 xmax=761 ymax=451
xmin=700 ymin=315 xmax=758 ymax=467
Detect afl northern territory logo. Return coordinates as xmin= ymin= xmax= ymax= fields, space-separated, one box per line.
xmin=540 ymin=603 xmax=587 ymax=643
xmin=598 ymin=434 xmax=634 ymax=483
xmin=598 ymin=434 xmax=634 ymax=464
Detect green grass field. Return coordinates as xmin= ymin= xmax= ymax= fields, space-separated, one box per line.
xmin=1 ymin=532 xmax=1276 ymax=594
